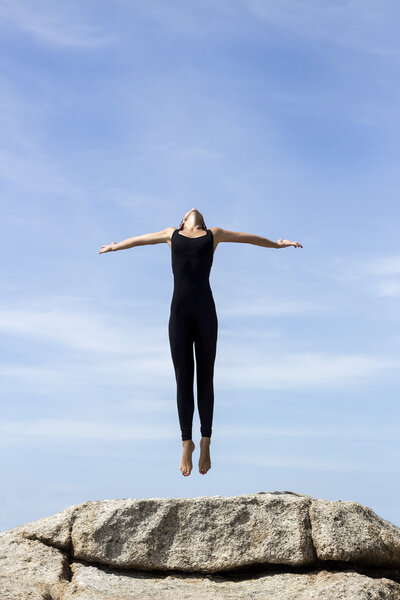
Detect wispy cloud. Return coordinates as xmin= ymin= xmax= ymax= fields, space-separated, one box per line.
xmin=222 ymin=326 xmax=281 ymax=340
xmin=0 ymin=74 xmax=86 ymax=203
xmin=325 ymin=254 xmax=400 ymax=299
xmin=226 ymin=453 xmax=396 ymax=473
xmin=0 ymin=419 xmax=176 ymax=443
xmin=3 ymin=345 xmax=397 ymax=396
xmin=280 ymin=253 xmax=400 ymax=304
xmin=0 ymin=358 xmax=172 ymax=392
xmin=175 ymin=147 xmax=222 ymax=160
xmin=363 ymin=255 xmax=400 ymax=298
xmin=0 ymin=306 xmax=167 ymax=354
xmin=367 ymin=255 xmax=400 ymax=276
xmin=0 ymin=148 xmax=84 ymax=199
xmin=218 ymin=424 xmax=399 ymax=440
xmin=221 ymin=298 xmax=329 ymax=318
xmin=0 ymin=303 xmax=175 ymax=396
xmin=116 ymin=0 xmax=237 ymax=39
xmin=2 ymin=419 xmax=396 ymax=446
xmin=374 ymin=280 xmax=400 ymax=298
xmin=217 ymin=350 xmax=400 ymax=390
xmin=0 ymin=0 xmax=117 ymax=47
xmin=258 ymin=89 xmax=397 ymax=130
xmin=242 ymin=0 xmax=398 ymax=56
xmin=1 ymin=299 xmax=399 ymax=396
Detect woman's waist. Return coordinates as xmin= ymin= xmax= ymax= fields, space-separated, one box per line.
xmin=170 ymin=295 xmax=217 ymax=317
xmin=171 ymin=286 xmax=215 ymax=304
xmin=172 ymin=278 xmax=212 ymax=293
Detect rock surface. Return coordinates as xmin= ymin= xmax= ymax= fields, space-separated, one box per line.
xmin=62 ymin=564 xmax=400 ymax=600
xmin=1 ymin=491 xmax=400 ymax=599
xmin=0 ymin=525 xmax=69 ymax=599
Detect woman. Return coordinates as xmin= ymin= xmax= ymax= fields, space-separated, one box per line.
xmin=99 ymin=208 xmax=303 ymax=477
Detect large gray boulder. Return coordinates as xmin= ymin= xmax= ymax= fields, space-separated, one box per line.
xmin=0 ymin=524 xmax=69 ymax=599
xmin=1 ymin=491 xmax=400 ymax=599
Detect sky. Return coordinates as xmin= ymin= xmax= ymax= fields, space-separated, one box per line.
xmin=1 ymin=0 xmax=399 ymax=533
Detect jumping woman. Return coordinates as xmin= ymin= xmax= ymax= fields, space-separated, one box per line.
xmin=99 ymin=208 xmax=303 ymax=477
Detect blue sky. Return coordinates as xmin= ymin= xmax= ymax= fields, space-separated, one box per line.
xmin=1 ymin=0 xmax=399 ymax=532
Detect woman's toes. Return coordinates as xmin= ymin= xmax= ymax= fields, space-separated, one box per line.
xmin=180 ymin=441 xmax=195 ymax=476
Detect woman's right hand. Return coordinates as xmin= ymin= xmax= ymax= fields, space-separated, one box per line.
xmin=99 ymin=242 xmax=117 ymax=254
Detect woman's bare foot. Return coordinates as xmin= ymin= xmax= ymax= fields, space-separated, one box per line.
xmin=198 ymin=437 xmax=211 ymax=474
xmin=180 ymin=440 xmax=195 ymax=476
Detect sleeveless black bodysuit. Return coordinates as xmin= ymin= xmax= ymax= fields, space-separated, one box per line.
xmin=168 ymin=228 xmax=218 ymax=441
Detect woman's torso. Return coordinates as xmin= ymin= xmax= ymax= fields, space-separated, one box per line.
xmin=170 ymin=228 xmax=216 ymax=311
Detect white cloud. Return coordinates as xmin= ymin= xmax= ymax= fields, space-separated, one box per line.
xmin=342 ymin=254 xmax=400 ymax=298
xmin=0 ymin=148 xmax=84 ymax=199
xmin=221 ymin=298 xmax=329 ymax=318
xmin=242 ymin=0 xmax=398 ymax=56
xmin=0 ymin=306 xmax=167 ymax=354
xmin=0 ymin=418 xmax=176 ymax=443
xmin=296 ymin=254 xmax=400 ymax=301
xmin=0 ymin=0 xmax=117 ymax=47
xmin=222 ymin=326 xmax=281 ymax=339
xmin=0 ymin=72 xmax=87 ymax=200
xmin=218 ymin=424 xmax=399 ymax=440
xmin=227 ymin=453 xmax=393 ymax=472
xmin=175 ymin=147 xmax=222 ymax=160
xmin=1 ymin=419 xmax=395 ymax=446
xmin=0 ymin=303 xmax=175 ymax=396
xmin=1 ymin=297 xmax=399 ymax=396
xmin=374 ymin=280 xmax=400 ymax=298
xmin=216 ymin=350 xmax=400 ymax=390
xmin=0 ymin=358 xmax=172 ymax=391
xmin=115 ymin=0 xmax=237 ymax=39
xmin=358 ymin=254 xmax=400 ymax=277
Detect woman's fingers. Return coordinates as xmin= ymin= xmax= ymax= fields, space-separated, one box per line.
xmin=99 ymin=242 xmax=117 ymax=254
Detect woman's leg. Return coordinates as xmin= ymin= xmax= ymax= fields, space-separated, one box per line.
xmin=194 ymin=305 xmax=218 ymax=439
xmin=168 ymin=311 xmax=195 ymax=441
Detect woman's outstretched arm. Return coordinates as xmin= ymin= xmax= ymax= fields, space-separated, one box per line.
xmin=211 ymin=227 xmax=303 ymax=249
xmin=99 ymin=226 xmax=175 ymax=254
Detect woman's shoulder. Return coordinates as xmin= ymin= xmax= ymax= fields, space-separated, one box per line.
xmin=209 ymin=226 xmax=221 ymax=237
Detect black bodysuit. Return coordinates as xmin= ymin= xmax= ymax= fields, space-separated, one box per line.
xmin=168 ymin=228 xmax=218 ymax=441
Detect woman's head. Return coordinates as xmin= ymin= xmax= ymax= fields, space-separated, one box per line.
xmin=179 ymin=208 xmax=206 ymax=231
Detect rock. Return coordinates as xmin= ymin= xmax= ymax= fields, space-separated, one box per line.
xmin=1 ymin=491 xmax=400 ymax=599
xmin=26 ymin=492 xmax=316 ymax=572
xmin=311 ymin=499 xmax=400 ymax=566
xmin=62 ymin=563 xmax=400 ymax=600
xmin=15 ymin=503 xmax=86 ymax=551
xmin=0 ymin=525 xmax=69 ymax=599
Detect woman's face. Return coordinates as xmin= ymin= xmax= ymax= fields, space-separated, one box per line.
xmin=181 ymin=208 xmax=204 ymax=225
xmin=183 ymin=207 xmax=198 ymax=221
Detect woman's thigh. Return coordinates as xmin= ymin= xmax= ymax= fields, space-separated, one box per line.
xmin=193 ymin=305 xmax=218 ymax=370
xmin=168 ymin=311 xmax=195 ymax=372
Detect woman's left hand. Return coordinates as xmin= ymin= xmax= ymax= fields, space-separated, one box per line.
xmin=277 ymin=238 xmax=303 ymax=248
